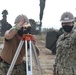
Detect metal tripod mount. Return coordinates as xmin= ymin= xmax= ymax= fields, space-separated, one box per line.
xmin=6 ymin=34 xmax=43 ymax=75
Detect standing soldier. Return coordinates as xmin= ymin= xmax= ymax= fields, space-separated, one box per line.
xmin=53 ymin=12 xmax=76 ymax=75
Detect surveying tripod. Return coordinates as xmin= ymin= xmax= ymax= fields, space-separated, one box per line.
xmin=6 ymin=34 xmax=43 ymax=75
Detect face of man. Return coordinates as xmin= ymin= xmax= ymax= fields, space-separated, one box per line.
xmin=61 ymin=22 xmax=74 ymax=33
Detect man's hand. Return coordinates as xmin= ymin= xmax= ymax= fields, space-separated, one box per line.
xmin=17 ymin=19 xmax=26 ymax=30
xmin=53 ymin=67 xmax=56 ymax=75
xmin=31 ymin=35 xmax=36 ymax=44
xmin=35 ymin=45 xmax=40 ymax=56
xmin=31 ymin=35 xmax=40 ymax=56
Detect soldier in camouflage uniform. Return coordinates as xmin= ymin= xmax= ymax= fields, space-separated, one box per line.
xmin=53 ymin=12 xmax=76 ymax=75
xmin=0 ymin=15 xmax=39 ymax=75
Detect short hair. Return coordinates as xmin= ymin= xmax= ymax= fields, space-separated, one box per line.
xmin=14 ymin=14 xmax=29 ymax=24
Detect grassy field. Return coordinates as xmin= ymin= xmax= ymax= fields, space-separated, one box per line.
xmin=0 ymin=37 xmax=3 ymax=43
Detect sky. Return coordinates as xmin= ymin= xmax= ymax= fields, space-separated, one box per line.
xmin=0 ymin=0 xmax=76 ymax=29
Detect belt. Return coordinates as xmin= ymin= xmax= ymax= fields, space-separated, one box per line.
xmin=2 ymin=60 xmax=10 ymax=65
xmin=2 ymin=59 xmax=25 ymax=66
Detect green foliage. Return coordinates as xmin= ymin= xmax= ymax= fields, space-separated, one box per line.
xmin=41 ymin=28 xmax=58 ymax=34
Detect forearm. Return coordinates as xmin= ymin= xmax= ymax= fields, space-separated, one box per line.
xmin=4 ymin=26 xmax=18 ymax=39
xmin=4 ymin=19 xmax=29 ymax=39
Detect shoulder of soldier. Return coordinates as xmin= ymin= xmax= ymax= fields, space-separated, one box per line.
xmin=58 ymin=33 xmax=64 ymax=39
xmin=71 ymin=29 xmax=76 ymax=37
xmin=56 ymin=34 xmax=64 ymax=43
xmin=73 ymin=24 xmax=76 ymax=31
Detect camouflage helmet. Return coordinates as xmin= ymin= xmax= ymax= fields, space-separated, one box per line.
xmin=14 ymin=14 xmax=29 ymax=24
xmin=60 ymin=12 xmax=74 ymax=23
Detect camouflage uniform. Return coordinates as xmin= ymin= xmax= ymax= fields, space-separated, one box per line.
xmin=0 ymin=61 xmax=26 ymax=75
xmin=54 ymin=29 xmax=76 ymax=75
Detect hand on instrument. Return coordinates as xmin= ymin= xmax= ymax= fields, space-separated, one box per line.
xmin=35 ymin=45 xmax=40 ymax=56
xmin=53 ymin=67 xmax=56 ymax=75
xmin=17 ymin=19 xmax=26 ymax=30
xmin=31 ymin=35 xmax=40 ymax=56
xmin=31 ymin=35 xmax=36 ymax=44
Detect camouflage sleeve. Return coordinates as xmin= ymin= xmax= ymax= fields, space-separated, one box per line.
xmin=71 ymin=30 xmax=76 ymax=44
xmin=53 ymin=34 xmax=63 ymax=68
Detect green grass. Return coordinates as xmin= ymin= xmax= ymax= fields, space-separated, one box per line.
xmin=0 ymin=37 xmax=3 ymax=42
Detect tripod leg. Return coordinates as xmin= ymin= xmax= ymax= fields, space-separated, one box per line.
xmin=32 ymin=42 xmax=43 ymax=75
xmin=25 ymin=40 xmax=29 ymax=75
xmin=6 ymin=40 xmax=24 ymax=75
xmin=25 ymin=40 xmax=32 ymax=75
xmin=29 ymin=40 xmax=32 ymax=75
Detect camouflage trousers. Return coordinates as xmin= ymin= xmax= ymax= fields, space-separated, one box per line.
xmin=56 ymin=67 xmax=76 ymax=75
xmin=0 ymin=61 xmax=26 ymax=75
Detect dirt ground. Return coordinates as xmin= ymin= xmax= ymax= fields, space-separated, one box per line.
xmin=0 ymin=35 xmax=56 ymax=75
xmin=32 ymin=35 xmax=56 ymax=75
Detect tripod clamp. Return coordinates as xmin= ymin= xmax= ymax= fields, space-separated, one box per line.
xmin=21 ymin=34 xmax=33 ymax=41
